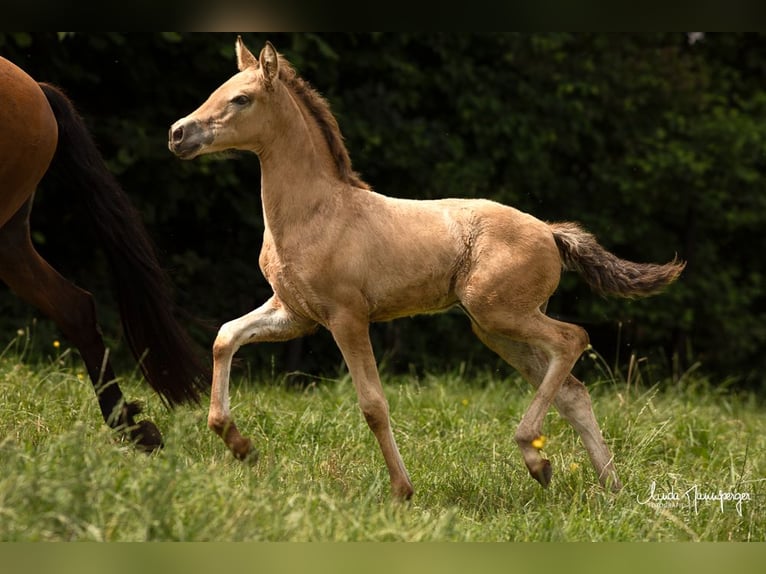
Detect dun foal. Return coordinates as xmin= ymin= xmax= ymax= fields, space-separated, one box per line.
xmin=169 ymin=38 xmax=684 ymax=499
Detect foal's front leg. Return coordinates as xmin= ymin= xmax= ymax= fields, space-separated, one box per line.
xmin=209 ymin=295 xmax=316 ymax=459
xmin=329 ymin=314 xmax=413 ymax=500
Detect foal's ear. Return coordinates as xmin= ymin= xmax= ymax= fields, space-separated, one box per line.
xmin=259 ymin=41 xmax=279 ymax=85
xmin=236 ymin=35 xmax=258 ymax=71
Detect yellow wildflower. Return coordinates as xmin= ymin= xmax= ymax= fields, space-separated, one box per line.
xmin=531 ymin=435 xmax=547 ymax=450
xmin=53 ymin=340 xmax=61 ymax=349
xmin=569 ymin=462 xmax=580 ymax=472
xmin=461 ymin=398 xmax=469 ymax=407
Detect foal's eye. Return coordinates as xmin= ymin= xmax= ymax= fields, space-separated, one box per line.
xmin=231 ymin=94 xmax=250 ymax=106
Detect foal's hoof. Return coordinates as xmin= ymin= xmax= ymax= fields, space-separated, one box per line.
xmin=392 ymin=483 xmax=415 ymax=502
xmin=529 ymin=459 xmax=553 ymax=488
xmin=603 ymin=474 xmax=624 ymax=493
xmin=214 ymin=420 xmax=258 ymax=463
xmin=128 ymin=419 xmax=164 ymax=452
xmin=231 ymin=437 xmax=259 ymax=464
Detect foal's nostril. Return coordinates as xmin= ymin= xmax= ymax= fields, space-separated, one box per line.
xmin=171 ymin=126 xmax=184 ymax=143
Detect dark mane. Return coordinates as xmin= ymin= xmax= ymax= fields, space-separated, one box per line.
xmin=277 ymin=56 xmax=371 ymax=190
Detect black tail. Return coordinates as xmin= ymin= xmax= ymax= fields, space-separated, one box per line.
xmin=550 ymin=221 xmax=685 ymax=299
xmin=39 ymin=82 xmax=209 ymax=407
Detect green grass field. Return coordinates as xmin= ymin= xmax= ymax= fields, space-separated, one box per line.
xmin=0 ymin=335 xmax=763 ymax=542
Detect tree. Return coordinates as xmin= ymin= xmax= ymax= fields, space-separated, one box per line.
xmin=1 ymin=33 xmax=764 ymax=388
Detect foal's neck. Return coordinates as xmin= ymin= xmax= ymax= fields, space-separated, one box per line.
xmin=257 ymin=87 xmax=342 ymax=240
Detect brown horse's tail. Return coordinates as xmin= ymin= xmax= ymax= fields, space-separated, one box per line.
xmin=549 ymin=221 xmax=685 ymax=298
xmin=38 ymin=82 xmax=210 ymax=407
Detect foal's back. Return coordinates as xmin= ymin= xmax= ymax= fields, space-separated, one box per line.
xmin=318 ymin=189 xmax=559 ymax=322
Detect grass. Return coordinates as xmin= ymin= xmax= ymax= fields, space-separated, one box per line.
xmin=0 ymin=335 xmax=764 ymax=541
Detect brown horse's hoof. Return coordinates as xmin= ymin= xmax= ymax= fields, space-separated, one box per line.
xmin=128 ymin=419 xmax=164 ymax=452
xmin=529 ymin=458 xmax=553 ymax=488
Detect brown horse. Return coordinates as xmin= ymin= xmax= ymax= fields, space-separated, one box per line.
xmin=0 ymin=56 xmax=209 ymax=450
xmin=169 ymin=38 xmax=684 ymax=499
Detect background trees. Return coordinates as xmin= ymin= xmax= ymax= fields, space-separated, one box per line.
xmin=1 ymin=33 xmax=764 ymax=388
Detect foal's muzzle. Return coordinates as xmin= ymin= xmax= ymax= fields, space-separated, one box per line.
xmin=168 ymin=118 xmax=212 ymax=159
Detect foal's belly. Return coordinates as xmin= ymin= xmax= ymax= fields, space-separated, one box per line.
xmin=364 ymin=265 xmax=462 ymax=323
xmin=368 ymin=292 xmax=460 ymax=323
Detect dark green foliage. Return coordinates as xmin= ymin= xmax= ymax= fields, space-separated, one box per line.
xmin=1 ymin=33 xmax=764 ymax=388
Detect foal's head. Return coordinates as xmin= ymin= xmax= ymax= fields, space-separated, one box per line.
xmin=169 ymin=36 xmax=370 ymax=189
xmin=168 ymin=37 xmax=281 ymax=159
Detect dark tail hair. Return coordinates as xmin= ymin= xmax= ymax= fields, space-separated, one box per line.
xmin=39 ymin=82 xmax=209 ymax=407
xmin=550 ymin=221 xmax=685 ymax=298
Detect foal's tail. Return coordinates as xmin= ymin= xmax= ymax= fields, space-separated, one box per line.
xmin=39 ymin=82 xmax=209 ymax=407
xmin=549 ymin=221 xmax=685 ymax=298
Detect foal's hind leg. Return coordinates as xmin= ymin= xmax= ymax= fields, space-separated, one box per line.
xmin=0 ymin=204 xmax=162 ymax=450
xmin=472 ymin=324 xmax=622 ymax=491
xmin=465 ymin=300 xmax=589 ymax=487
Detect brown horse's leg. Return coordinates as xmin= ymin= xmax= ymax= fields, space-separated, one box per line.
xmin=0 ymin=203 xmax=162 ymax=450
xmin=329 ymin=313 xmax=413 ymax=501
xmin=472 ymin=323 xmax=622 ymax=491
xmin=209 ymin=295 xmax=317 ymax=460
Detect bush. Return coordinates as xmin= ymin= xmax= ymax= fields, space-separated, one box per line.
xmin=1 ymin=33 xmax=764 ymax=388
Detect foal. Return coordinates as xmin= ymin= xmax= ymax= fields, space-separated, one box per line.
xmin=169 ymin=38 xmax=684 ymax=499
